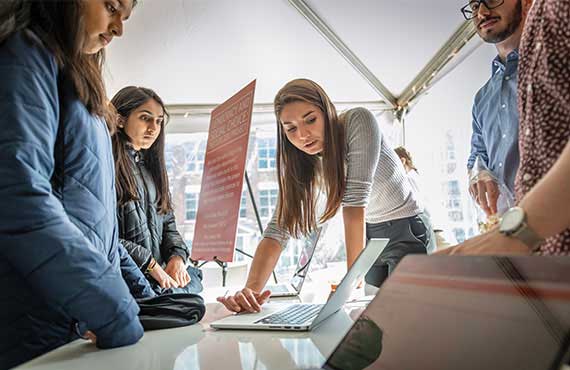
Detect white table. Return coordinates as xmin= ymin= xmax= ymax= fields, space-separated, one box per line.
xmin=15 ymin=284 xmax=570 ymax=370
xmin=16 ymin=284 xmax=368 ymax=370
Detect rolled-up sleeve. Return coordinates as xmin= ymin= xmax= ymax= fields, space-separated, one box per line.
xmin=467 ymin=96 xmax=489 ymax=170
xmin=262 ymin=209 xmax=291 ymax=248
xmin=342 ymin=108 xmax=381 ymax=207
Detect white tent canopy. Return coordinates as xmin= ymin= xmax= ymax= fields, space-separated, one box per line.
xmin=105 ymin=0 xmax=496 ymax=135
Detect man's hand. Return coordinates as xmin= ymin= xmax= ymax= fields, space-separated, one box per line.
xmin=164 ymin=256 xmax=190 ymax=287
xmin=469 ymin=176 xmax=499 ymax=216
xmin=149 ymin=262 xmax=180 ymax=289
xmin=217 ymin=287 xmax=271 ymax=313
xmin=435 ymin=228 xmax=532 ymax=256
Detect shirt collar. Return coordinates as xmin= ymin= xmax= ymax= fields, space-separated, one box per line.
xmin=491 ymin=49 xmax=519 ymax=75
xmin=125 ymin=142 xmax=144 ymax=163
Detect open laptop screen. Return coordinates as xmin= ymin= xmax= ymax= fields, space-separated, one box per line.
xmin=323 ymin=256 xmax=570 ymax=370
xmin=289 ymin=227 xmax=323 ymax=292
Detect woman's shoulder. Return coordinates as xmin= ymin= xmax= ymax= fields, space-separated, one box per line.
xmin=341 ymin=107 xmax=375 ymax=124
xmin=0 ymin=29 xmax=57 ymax=78
xmin=341 ymin=107 xmax=380 ymax=140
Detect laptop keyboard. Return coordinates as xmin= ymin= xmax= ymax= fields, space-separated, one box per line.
xmin=255 ymin=304 xmax=323 ymax=325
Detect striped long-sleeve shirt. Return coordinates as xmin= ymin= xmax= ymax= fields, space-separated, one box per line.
xmin=264 ymin=107 xmax=421 ymax=247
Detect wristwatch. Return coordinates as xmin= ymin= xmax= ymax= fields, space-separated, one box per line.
xmin=499 ymin=207 xmax=544 ymax=251
xmin=146 ymin=258 xmax=157 ymax=273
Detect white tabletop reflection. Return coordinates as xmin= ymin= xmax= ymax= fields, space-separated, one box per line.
xmin=17 ymin=284 xmax=368 ymax=370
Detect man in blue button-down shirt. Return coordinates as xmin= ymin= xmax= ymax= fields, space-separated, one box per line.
xmin=462 ymin=0 xmax=532 ymax=216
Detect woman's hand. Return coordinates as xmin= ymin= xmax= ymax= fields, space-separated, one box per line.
xmin=150 ymin=262 xmax=180 ymax=289
xmin=435 ymin=228 xmax=532 ymax=256
xmin=217 ymin=287 xmax=272 ymax=313
xmin=164 ymin=256 xmax=190 ymax=287
xmin=84 ymin=330 xmax=97 ymax=345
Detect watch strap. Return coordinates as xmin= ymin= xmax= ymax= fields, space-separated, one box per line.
xmin=512 ymin=222 xmax=544 ymax=251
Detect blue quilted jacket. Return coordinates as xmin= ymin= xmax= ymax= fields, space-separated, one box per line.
xmin=0 ymin=31 xmax=153 ymax=369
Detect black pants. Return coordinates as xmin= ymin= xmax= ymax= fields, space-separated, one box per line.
xmin=365 ymin=215 xmax=428 ymax=287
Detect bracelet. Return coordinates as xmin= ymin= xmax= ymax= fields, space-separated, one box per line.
xmin=146 ymin=258 xmax=157 ymax=273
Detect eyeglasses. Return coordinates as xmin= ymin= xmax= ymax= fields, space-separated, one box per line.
xmin=460 ymin=0 xmax=505 ymax=20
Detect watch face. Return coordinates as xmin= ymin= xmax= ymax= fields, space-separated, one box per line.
xmin=500 ymin=207 xmax=525 ymax=232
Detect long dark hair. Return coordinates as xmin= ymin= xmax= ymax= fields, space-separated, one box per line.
xmin=274 ymin=79 xmax=346 ymax=237
xmin=0 ymin=0 xmax=134 ymax=125
xmin=111 ymin=86 xmax=172 ymax=214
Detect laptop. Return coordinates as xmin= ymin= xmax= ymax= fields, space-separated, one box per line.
xmin=321 ymin=255 xmax=570 ymax=370
xmin=210 ymin=238 xmax=389 ymax=332
xmin=265 ymin=227 xmax=323 ymax=297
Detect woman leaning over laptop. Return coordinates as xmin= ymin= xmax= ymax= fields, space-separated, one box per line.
xmin=218 ymin=78 xmax=432 ymax=313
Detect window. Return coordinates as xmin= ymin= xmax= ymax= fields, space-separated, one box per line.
xmin=259 ymin=189 xmax=278 ymax=218
xmin=185 ymin=192 xmax=199 ymax=221
xmin=447 ymin=180 xmax=461 ymax=197
xmin=448 ymin=210 xmax=464 ymax=222
xmin=184 ymin=233 xmax=193 ymax=248
xmin=234 ymin=235 xmax=245 ymax=261
xmin=446 ymin=162 xmax=457 ymax=174
xmin=186 ymin=140 xmax=206 ymax=173
xmin=445 ymin=197 xmax=462 ymax=209
xmin=165 ymin=147 xmax=174 ymax=175
xmin=257 ymin=138 xmax=276 ymax=170
xmin=453 ymin=228 xmax=466 ymax=243
xmin=239 ymin=190 xmax=247 ymax=218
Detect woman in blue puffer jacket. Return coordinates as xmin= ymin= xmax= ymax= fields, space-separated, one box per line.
xmin=0 ymin=1 xmax=153 ymax=368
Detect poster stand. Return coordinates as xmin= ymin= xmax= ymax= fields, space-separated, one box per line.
xmin=190 ymin=81 xmax=281 ymax=288
xmin=196 ymin=170 xmax=278 ymax=287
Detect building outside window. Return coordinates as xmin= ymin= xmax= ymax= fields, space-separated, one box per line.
xmin=257 ymin=137 xmax=276 ymax=170
xmin=448 ymin=210 xmax=464 ymax=222
xmin=447 ymin=180 xmax=461 ymax=196
xmin=453 ymin=228 xmax=466 ymax=242
xmin=186 ymin=140 xmax=206 ymax=173
xmin=445 ymin=197 xmax=462 ymax=209
xmin=234 ymin=234 xmax=245 ymax=262
xmin=185 ymin=192 xmax=199 ymax=221
xmin=239 ymin=190 xmax=247 ymax=218
xmin=259 ymin=188 xmax=278 ymax=218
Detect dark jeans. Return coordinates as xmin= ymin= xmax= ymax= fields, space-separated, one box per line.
xmin=149 ymin=265 xmax=204 ymax=295
xmin=365 ymin=215 xmax=428 ymax=287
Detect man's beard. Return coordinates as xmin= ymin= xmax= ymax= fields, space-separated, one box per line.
xmin=479 ymin=0 xmax=523 ymax=44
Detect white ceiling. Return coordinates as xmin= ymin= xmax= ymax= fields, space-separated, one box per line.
xmin=105 ymin=0 xmax=479 ymax=106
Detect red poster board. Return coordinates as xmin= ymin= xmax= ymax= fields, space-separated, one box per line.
xmin=191 ymin=80 xmax=256 ymax=262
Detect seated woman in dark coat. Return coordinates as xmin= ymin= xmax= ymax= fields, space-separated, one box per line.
xmin=111 ymin=86 xmax=202 ymax=294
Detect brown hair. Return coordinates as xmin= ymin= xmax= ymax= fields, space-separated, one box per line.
xmin=274 ymin=79 xmax=346 ymax=237
xmin=0 ymin=0 xmax=136 ymax=127
xmin=111 ymin=86 xmax=172 ymax=214
xmin=394 ymin=146 xmax=418 ymax=173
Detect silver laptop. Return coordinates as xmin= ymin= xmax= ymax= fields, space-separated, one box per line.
xmin=265 ymin=227 xmax=323 ymax=297
xmin=210 ymin=238 xmax=388 ymax=332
